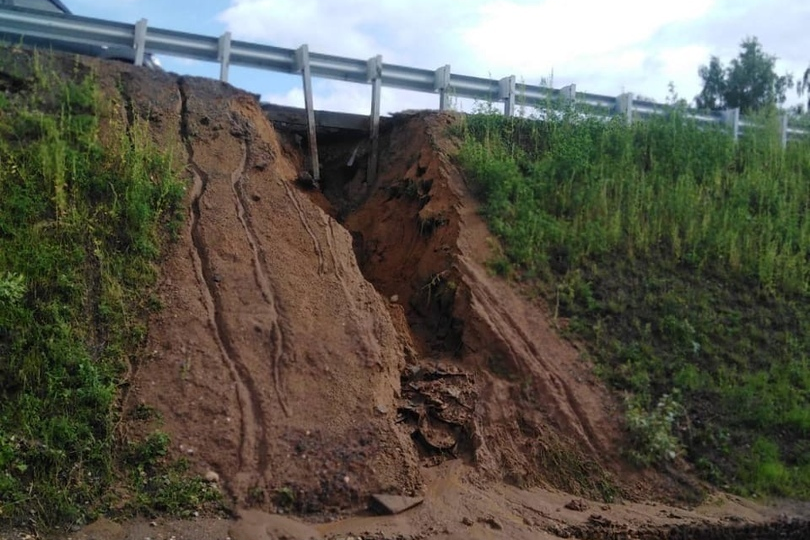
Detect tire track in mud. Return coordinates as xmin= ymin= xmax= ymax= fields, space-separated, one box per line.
xmin=229 ymin=132 xmax=291 ymax=420
xmin=177 ymin=78 xmax=263 ymax=478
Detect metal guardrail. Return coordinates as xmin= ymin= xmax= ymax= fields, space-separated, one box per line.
xmin=0 ymin=5 xmax=806 ymax=161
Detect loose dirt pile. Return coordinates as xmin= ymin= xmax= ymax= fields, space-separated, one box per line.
xmin=8 ymin=52 xmax=809 ymax=539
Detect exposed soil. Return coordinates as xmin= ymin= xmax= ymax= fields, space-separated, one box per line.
xmin=3 ymin=51 xmax=810 ymax=539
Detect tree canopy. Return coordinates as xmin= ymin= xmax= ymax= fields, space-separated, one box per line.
xmin=695 ymin=36 xmax=793 ymax=113
xmin=798 ymin=66 xmax=810 ymax=111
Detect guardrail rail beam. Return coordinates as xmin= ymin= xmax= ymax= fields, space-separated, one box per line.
xmin=0 ymin=7 xmax=805 ymax=146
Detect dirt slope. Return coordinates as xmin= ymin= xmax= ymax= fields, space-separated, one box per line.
xmin=312 ymin=112 xmax=652 ymax=497
xmin=115 ymin=65 xmax=675 ymax=507
xmin=115 ymin=73 xmax=422 ymax=511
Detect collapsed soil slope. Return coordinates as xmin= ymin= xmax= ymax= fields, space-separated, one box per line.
xmin=311 ymin=114 xmax=634 ymax=494
xmin=118 ymin=73 xmax=422 ymax=511
xmin=3 ymin=49 xmax=810 ymax=539
xmin=117 ymin=67 xmax=667 ymax=508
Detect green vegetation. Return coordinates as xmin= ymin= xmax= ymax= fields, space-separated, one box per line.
xmin=0 ymin=54 xmax=216 ymax=527
xmin=458 ymin=100 xmax=810 ymax=499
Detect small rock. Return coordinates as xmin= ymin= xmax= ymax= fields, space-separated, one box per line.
xmin=204 ymin=470 xmax=220 ymax=483
xmin=390 ymin=294 xmax=399 ymax=303
xmin=477 ymin=516 xmax=502 ymax=530
xmin=461 ymin=517 xmax=474 ymax=526
xmin=564 ymin=498 xmax=589 ymax=512
xmin=212 ymin=274 xmax=222 ymax=283
xmin=369 ymin=494 xmax=424 ymax=516
xmin=150 ymin=521 xmax=157 ymax=527
xmin=375 ymin=404 xmax=389 ymax=415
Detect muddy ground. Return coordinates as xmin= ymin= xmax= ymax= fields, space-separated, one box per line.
xmin=2 ymin=51 xmax=810 ymax=540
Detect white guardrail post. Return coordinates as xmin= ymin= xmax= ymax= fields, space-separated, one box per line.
xmin=434 ymin=64 xmax=451 ymax=111
xmin=723 ymin=108 xmax=740 ymax=142
xmin=780 ymin=114 xmax=788 ymax=149
xmin=294 ymin=44 xmax=320 ymax=181
xmin=615 ymin=92 xmax=633 ymax=123
xmin=218 ymin=32 xmax=232 ymax=82
xmin=367 ymin=54 xmax=383 ymax=185
xmin=560 ymin=84 xmax=576 ymax=102
xmin=133 ymin=18 xmax=148 ymax=67
xmin=499 ymin=75 xmax=516 ymax=116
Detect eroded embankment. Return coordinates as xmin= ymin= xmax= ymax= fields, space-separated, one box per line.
xmin=113 ymin=57 xmax=648 ymax=512
xmin=15 ymin=53 xmax=808 ymax=539
xmin=111 ymin=69 xmax=422 ymax=513
xmin=302 ymin=112 xmax=654 ymax=500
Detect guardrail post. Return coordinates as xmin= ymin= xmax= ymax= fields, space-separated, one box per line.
xmin=367 ymin=55 xmax=383 ymax=185
xmin=499 ymin=75 xmax=516 ymax=116
xmin=218 ymin=32 xmax=232 ymax=82
xmin=294 ymin=44 xmax=320 ymax=181
xmin=780 ymin=113 xmax=789 ymax=149
xmin=722 ymin=108 xmax=740 ymax=142
xmin=434 ymin=64 xmax=451 ymax=111
xmin=615 ymin=92 xmax=633 ymax=123
xmin=133 ymin=18 xmax=148 ymax=67
xmin=560 ymin=84 xmax=576 ymax=102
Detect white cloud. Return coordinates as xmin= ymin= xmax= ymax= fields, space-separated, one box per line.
xmin=460 ymin=0 xmax=716 ymax=75
xmin=217 ymin=0 xmax=473 ymax=66
xmin=262 ymin=80 xmax=444 ymax=116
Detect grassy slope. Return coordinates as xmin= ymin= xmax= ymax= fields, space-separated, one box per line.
xmin=0 ymin=53 xmax=217 ymax=527
xmin=457 ymin=103 xmax=810 ymax=499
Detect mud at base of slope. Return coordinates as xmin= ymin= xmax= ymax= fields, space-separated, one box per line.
xmin=299 ymin=110 xmax=706 ymax=503
xmin=107 ymin=67 xmax=423 ymax=513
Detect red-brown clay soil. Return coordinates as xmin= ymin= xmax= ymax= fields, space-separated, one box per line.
xmin=10 ymin=53 xmax=810 ymax=539
xmin=120 ymin=73 xmax=422 ymax=512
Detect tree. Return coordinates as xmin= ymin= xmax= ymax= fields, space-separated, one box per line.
xmin=696 ymin=57 xmax=726 ymax=110
xmin=798 ymin=66 xmax=810 ymax=111
xmin=695 ymin=36 xmax=793 ymax=113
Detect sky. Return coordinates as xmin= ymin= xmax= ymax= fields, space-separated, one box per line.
xmin=68 ymin=0 xmax=810 ymax=116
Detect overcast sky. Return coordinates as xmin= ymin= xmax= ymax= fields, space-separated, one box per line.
xmin=70 ymin=0 xmax=810 ymax=115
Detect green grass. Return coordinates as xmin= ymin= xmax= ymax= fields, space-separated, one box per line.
xmin=0 ymin=53 xmax=216 ymax=528
xmin=457 ymin=101 xmax=810 ymax=499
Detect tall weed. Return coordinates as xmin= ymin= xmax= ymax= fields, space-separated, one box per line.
xmin=0 ymin=56 xmax=187 ymax=526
